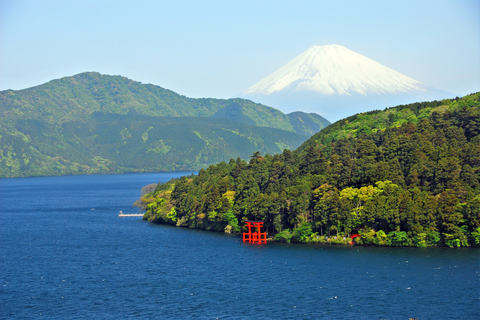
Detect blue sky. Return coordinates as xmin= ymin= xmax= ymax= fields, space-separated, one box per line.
xmin=1 ymin=0 xmax=479 ymax=98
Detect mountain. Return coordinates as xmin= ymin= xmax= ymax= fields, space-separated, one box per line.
xmin=0 ymin=72 xmax=330 ymax=178
xmin=242 ymin=44 xmax=455 ymax=122
xmin=140 ymin=93 xmax=480 ymax=247
xmin=285 ymin=112 xmax=330 ymax=137
xmin=0 ymin=72 xmax=329 ymax=136
xmin=1 ymin=113 xmax=307 ymax=177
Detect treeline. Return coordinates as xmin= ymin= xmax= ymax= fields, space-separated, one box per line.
xmin=140 ymin=93 xmax=480 ymax=247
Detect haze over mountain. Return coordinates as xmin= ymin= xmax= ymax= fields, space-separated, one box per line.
xmin=242 ymin=45 xmax=455 ymax=122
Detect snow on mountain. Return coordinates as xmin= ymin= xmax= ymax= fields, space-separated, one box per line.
xmin=242 ymin=45 xmax=454 ymax=122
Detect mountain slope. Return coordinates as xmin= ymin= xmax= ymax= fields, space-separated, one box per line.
xmin=286 ymin=112 xmax=331 ymax=137
xmin=244 ymin=44 xmax=423 ymax=96
xmin=242 ymin=44 xmax=454 ymax=122
xmin=0 ymin=72 xmax=328 ymax=178
xmin=140 ymin=93 xmax=480 ymax=247
xmin=299 ymin=93 xmax=480 ymax=150
xmin=0 ymin=113 xmax=307 ymax=177
xmin=0 ymin=72 xmax=329 ymax=135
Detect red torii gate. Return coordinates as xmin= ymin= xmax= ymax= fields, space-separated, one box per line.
xmin=243 ymin=221 xmax=267 ymax=244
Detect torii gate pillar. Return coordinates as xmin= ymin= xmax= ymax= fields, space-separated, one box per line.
xmin=243 ymin=221 xmax=267 ymax=244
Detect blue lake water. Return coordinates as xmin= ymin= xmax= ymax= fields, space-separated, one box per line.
xmin=1 ymin=173 xmax=479 ymax=319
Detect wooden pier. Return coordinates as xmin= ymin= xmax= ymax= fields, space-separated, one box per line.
xmin=118 ymin=213 xmax=144 ymax=217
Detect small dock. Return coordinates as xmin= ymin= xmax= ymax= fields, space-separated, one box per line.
xmin=118 ymin=213 xmax=144 ymax=217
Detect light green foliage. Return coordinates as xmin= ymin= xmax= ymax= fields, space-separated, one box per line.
xmin=208 ymin=210 xmax=217 ymax=221
xmin=291 ymin=223 xmax=313 ymax=243
xmin=220 ymin=191 xmax=240 ymax=232
xmin=224 ymin=209 xmax=239 ymax=232
xmin=443 ymin=232 xmax=469 ymax=248
xmin=142 ymin=131 xmax=149 ymax=143
xmin=166 ymin=207 xmax=177 ymax=222
xmin=192 ymin=131 xmax=202 ymax=139
xmin=413 ymin=233 xmax=427 ymax=248
xmin=120 ymin=127 xmax=132 ymax=140
xmin=353 ymin=236 xmax=363 ymax=245
xmin=275 ymin=229 xmax=293 ymax=243
xmin=470 ymin=227 xmax=480 ymax=246
xmin=375 ymin=230 xmax=389 ymax=246
xmin=360 ymin=228 xmax=376 ymax=245
xmin=147 ymin=140 xmax=171 ymax=155
xmin=275 ymin=142 xmax=290 ymax=152
xmin=375 ymin=180 xmax=398 ymax=191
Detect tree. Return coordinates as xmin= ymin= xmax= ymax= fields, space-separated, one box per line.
xmin=291 ymin=223 xmax=313 ymax=243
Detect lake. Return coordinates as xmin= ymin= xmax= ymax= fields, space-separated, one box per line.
xmin=1 ymin=173 xmax=479 ymax=319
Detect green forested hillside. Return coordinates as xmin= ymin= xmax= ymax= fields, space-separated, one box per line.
xmin=286 ymin=111 xmax=331 ymax=137
xmin=300 ymin=94 xmax=479 ymax=149
xmin=0 ymin=112 xmax=307 ymax=177
xmin=0 ymin=72 xmax=329 ymax=134
xmin=0 ymin=72 xmax=329 ymax=178
xmin=140 ymin=93 xmax=480 ymax=247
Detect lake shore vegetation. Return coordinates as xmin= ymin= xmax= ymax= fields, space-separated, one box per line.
xmin=139 ymin=93 xmax=480 ymax=247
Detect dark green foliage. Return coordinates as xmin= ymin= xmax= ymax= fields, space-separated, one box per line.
xmin=143 ymin=93 xmax=480 ymax=247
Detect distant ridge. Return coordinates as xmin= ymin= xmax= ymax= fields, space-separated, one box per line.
xmin=242 ymin=45 xmax=455 ymax=122
xmin=0 ymin=72 xmax=330 ymax=178
xmin=0 ymin=72 xmax=329 ymax=136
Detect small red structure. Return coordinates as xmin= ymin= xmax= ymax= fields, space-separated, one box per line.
xmin=351 ymin=234 xmax=361 ymax=239
xmin=243 ymin=221 xmax=267 ymax=244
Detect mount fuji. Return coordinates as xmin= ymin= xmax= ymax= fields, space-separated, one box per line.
xmin=241 ymin=44 xmax=455 ymax=122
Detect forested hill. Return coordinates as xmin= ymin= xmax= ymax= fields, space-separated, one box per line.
xmin=140 ymin=92 xmax=480 ymax=248
xmin=0 ymin=72 xmax=329 ymax=135
xmin=0 ymin=72 xmax=330 ymax=178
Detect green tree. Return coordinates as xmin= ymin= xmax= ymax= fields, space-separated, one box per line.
xmin=291 ymin=223 xmax=313 ymax=243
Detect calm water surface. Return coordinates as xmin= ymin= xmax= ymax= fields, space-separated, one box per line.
xmin=1 ymin=173 xmax=479 ymax=319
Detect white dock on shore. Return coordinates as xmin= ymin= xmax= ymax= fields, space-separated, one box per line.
xmin=118 ymin=211 xmax=144 ymax=217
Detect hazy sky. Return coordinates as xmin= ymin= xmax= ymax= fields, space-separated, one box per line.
xmin=1 ymin=0 xmax=479 ymax=98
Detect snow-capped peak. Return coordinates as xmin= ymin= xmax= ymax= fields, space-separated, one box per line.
xmin=243 ymin=44 xmax=424 ymax=96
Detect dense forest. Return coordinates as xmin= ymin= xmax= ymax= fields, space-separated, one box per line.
xmin=0 ymin=72 xmax=329 ymax=178
xmin=139 ymin=93 xmax=480 ymax=247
